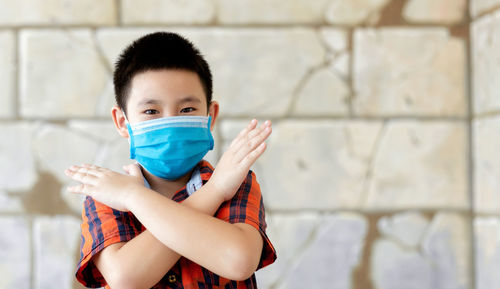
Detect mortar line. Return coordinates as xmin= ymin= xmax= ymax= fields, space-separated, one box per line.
xmin=347 ymin=28 xmax=355 ymax=117
xmin=465 ymin=0 xmax=477 ymax=288
xmin=0 ymin=23 xmax=479 ymax=30
xmin=14 ymin=28 xmax=20 ymax=121
xmin=472 ymin=110 xmax=500 ymax=119
xmin=29 ymin=215 xmax=35 ymax=289
xmin=217 ymin=115 xmax=469 ymax=121
xmin=116 ymin=0 xmax=122 ymax=26
xmin=211 ymin=0 xmax=220 ymax=25
xmin=267 ymin=208 xmax=474 ymax=215
xmin=472 ymin=4 xmax=500 ymax=19
xmin=1 ymin=115 xmax=471 ymax=123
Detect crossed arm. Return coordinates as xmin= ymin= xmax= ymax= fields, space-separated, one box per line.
xmin=66 ymin=119 xmax=272 ymax=289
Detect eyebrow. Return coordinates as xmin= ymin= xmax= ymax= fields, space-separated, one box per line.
xmin=137 ymin=96 xmax=202 ymax=106
xmin=137 ymin=98 xmax=162 ymax=106
xmin=177 ymin=96 xmax=202 ymax=104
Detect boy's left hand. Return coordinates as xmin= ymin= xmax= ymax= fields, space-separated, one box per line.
xmin=64 ymin=163 xmax=144 ymax=212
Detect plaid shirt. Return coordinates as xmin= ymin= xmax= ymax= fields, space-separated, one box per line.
xmin=76 ymin=160 xmax=276 ymax=288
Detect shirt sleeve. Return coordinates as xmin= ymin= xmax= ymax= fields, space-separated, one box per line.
xmin=216 ymin=170 xmax=277 ymax=270
xmin=75 ymin=196 xmax=144 ymax=287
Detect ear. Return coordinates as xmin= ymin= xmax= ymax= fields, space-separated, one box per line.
xmin=208 ymin=101 xmax=219 ymax=131
xmin=111 ymin=106 xmax=129 ymax=138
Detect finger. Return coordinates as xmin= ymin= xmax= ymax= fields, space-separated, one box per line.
xmin=230 ymin=119 xmax=258 ymax=148
xmin=245 ymin=120 xmax=271 ymax=142
xmin=67 ymin=183 xmax=90 ymax=195
xmin=64 ymin=169 xmax=99 ymax=185
xmin=234 ymin=125 xmax=272 ymax=162
xmin=240 ymin=119 xmax=257 ymax=136
xmin=123 ymin=163 xmax=142 ymax=177
xmin=68 ymin=165 xmax=105 ymax=178
xmin=82 ymin=163 xmax=97 ymax=168
xmin=233 ymin=120 xmax=271 ymax=151
xmin=240 ymin=142 xmax=267 ymax=168
xmin=82 ymin=163 xmax=105 ymax=171
xmin=81 ymin=164 xmax=108 ymax=174
xmin=236 ymin=119 xmax=257 ymax=140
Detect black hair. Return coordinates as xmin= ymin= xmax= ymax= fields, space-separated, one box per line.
xmin=113 ymin=31 xmax=213 ymax=114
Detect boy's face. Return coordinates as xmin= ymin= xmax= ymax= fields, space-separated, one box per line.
xmin=112 ymin=69 xmax=219 ymax=138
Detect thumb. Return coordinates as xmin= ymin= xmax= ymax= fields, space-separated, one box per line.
xmin=123 ymin=163 xmax=142 ymax=176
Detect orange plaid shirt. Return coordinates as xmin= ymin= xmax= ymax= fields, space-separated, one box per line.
xmin=76 ymin=160 xmax=276 ymax=288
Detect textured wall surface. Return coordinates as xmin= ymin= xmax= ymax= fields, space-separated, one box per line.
xmin=0 ymin=0 xmax=498 ymax=289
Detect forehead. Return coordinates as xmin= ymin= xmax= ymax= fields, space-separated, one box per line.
xmin=127 ymin=69 xmax=206 ymax=107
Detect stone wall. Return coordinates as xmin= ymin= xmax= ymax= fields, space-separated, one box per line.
xmin=0 ymin=0 xmax=498 ymax=288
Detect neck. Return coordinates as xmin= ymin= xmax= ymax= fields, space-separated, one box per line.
xmin=140 ymin=166 xmax=193 ymax=199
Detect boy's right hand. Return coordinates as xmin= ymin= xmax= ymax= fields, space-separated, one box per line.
xmin=208 ymin=119 xmax=272 ymax=202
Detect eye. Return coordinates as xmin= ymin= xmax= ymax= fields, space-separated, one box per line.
xmin=180 ymin=107 xmax=196 ymax=113
xmin=144 ymin=109 xmax=159 ymax=115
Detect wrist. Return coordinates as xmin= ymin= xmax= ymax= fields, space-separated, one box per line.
xmin=124 ymin=183 xmax=145 ymax=212
xmin=204 ymin=180 xmax=226 ymax=205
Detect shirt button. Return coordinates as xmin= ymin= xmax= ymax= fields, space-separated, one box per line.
xmin=168 ymin=274 xmax=177 ymax=283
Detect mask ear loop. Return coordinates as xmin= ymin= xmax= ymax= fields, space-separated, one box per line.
xmin=123 ymin=110 xmax=136 ymax=159
xmin=207 ymin=115 xmax=214 ymax=150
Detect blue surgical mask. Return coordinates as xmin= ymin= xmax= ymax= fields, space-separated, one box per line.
xmin=125 ymin=114 xmax=214 ymax=180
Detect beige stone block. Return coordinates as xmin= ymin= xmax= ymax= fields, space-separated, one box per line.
xmin=0 ymin=217 xmax=30 ymax=289
xmin=33 ymin=216 xmax=81 ymax=289
xmin=377 ymin=212 xmax=429 ymax=248
xmin=403 ymin=0 xmax=466 ymax=24
xmin=292 ymin=68 xmax=350 ymax=116
xmin=471 ymin=10 xmax=500 ymax=115
xmin=95 ymin=138 xmax=134 ymax=172
xmin=363 ymin=121 xmax=468 ymax=209
xmin=325 ymin=0 xmax=391 ymax=25
xmin=221 ymin=120 xmax=384 ymax=210
xmin=329 ymin=52 xmax=350 ymax=77
xmin=0 ymin=191 xmax=24 ymax=213
xmin=353 ymin=28 xmax=466 ymax=117
xmin=217 ymin=0 xmax=390 ymax=25
xmin=291 ymin=28 xmax=350 ymax=116
xmin=255 ymin=213 xmax=321 ymax=289
xmin=471 ymin=0 xmax=500 ymax=18
xmin=0 ymin=0 xmax=116 ymax=25
xmin=0 ymin=31 xmax=15 ymax=118
xmin=372 ymin=212 xmax=470 ymax=289
xmin=33 ymin=123 xmax=103 ymax=214
xmin=372 ymin=239 xmax=434 ymax=289
xmin=34 ymin=123 xmax=100 ymax=182
xmin=185 ymin=28 xmax=326 ymax=117
xmin=20 ymin=29 xmax=109 ymax=118
xmin=277 ymin=214 xmax=367 ymax=289
xmin=473 ymin=116 xmax=500 ymax=213
xmin=59 ymin=121 xmax=126 ymax=212
xmin=95 ymin=78 xmax=117 ymax=117
xmin=421 ymin=213 xmax=470 ymax=288
xmin=0 ymin=122 xmax=38 ymax=192
xmin=122 ymin=0 xmax=215 ymax=24
xmin=320 ymin=28 xmax=348 ymax=53
xmin=217 ymin=0 xmax=330 ymax=24
xmin=320 ymin=28 xmax=350 ymax=76
xmin=475 ymin=217 xmax=500 ymax=289
xmin=96 ymin=28 xmax=156 ymax=68
xmin=68 ymin=120 xmax=121 ymax=143
xmin=97 ymin=28 xmax=326 ymax=118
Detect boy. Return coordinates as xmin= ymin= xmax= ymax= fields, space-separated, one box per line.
xmin=64 ymin=32 xmax=276 ymax=288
